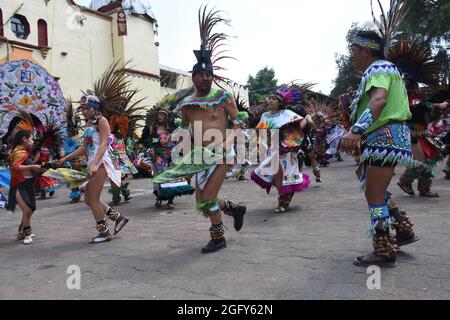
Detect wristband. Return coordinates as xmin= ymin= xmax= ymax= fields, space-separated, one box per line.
xmin=351 ymin=107 xmax=374 ymax=135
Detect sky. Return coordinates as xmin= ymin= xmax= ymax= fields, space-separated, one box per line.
xmin=75 ymin=0 xmax=390 ymax=95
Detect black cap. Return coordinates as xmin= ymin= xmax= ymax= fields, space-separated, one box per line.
xmin=192 ymin=46 xmax=213 ymax=76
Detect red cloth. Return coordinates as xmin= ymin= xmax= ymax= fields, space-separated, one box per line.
xmin=10 ymin=146 xmax=31 ymax=187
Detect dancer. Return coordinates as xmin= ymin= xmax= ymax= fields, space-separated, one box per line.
xmin=109 ymin=115 xmax=139 ymax=205
xmin=63 ymin=102 xmax=85 ymax=203
xmin=7 ymin=130 xmax=41 ymax=244
xmin=152 ymin=6 xmax=246 ymax=254
xmin=341 ymin=25 xmax=418 ymax=267
xmin=251 ymin=87 xmax=310 ymax=213
xmin=390 ymin=41 xmax=449 ymax=197
xmin=58 ymin=65 xmax=132 ymax=243
xmin=144 ymin=103 xmax=194 ymax=209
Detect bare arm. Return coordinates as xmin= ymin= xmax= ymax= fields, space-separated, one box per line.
xmin=224 ymin=97 xmax=240 ymax=129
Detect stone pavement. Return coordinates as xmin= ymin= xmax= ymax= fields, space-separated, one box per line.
xmin=1 ymin=157 xmax=449 ymax=300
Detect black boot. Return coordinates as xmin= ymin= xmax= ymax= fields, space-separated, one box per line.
xmin=222 ymin=201 xmax=246 ymax=231
xmin=201 ymin=223 xmax=226 ymax=254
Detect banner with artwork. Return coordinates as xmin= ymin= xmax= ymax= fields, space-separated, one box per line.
xmin=0 ymin=59 xmax=68 ymax=138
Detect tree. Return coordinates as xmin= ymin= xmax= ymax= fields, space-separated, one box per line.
xmin=247 ymin=67 xmax=278 ymax=105
xmin=330 ymin=23 xmax=372 ymax=97
xmin=402 ymin=0 xmax=450 ymax=85
xmin=402 ymin=0 xmax=450 ymax=45
xmin=331 ymin=1 xmax=450 ymax=96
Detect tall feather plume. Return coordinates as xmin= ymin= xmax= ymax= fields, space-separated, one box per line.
xmin=36 ymin=121 xmax=64 ymax=151
xmin=65 ymin=99 xmax=82 ymax=136
xmin=83 ymin=61 xmax=146 ymax=138
xmin=82 ymin=60 xmax=134 ymax=120
xmin=198 ymin=5 xmax=236 ymax=87
xmin=234 ymin=92 xmax=248 ymax=112
xmin=370 ymin=0 xmax=412 ymax=57
xmin=388 ymin=40 xmax=441 ymax=86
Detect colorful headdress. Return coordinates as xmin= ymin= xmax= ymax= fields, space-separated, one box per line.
xmin=388 ymin=40 xmax=441 ymax=86
xmin=305 ymin=100 xmax=337 ymax=124
xmin=35 ymin=121 xmax=64 ymax=151
xmin=143 ymin=88 xmax=196 ymax=139
xmin=351 ymin=0 xmax=412 ymax=58
xmin=193 ymin=5 xmax=236 ymax=86
xmin=15 ymin=109 xmax=35 ymax=133
xmin=273 ymin=87 xmax=304 ymax=106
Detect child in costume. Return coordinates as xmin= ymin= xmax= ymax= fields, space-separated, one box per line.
xmin=7 ymin=130 xmax=42 ymax=245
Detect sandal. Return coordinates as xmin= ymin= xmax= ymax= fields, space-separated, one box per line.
xmin=397 ymin=182 xmax=415 ymax=196
xmin=353 ymin=252 xmax=397 ymax=268
xmin=419 ymin=192 xmax=439 ymax=198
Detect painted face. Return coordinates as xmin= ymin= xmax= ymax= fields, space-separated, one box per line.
xmin=193 ymin=71 xmax=213 ymax=93
xmin=267 ymin=96 xmax=281 ymax=112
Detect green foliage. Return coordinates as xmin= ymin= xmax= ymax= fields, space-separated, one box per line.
xmin=247 ymin=67 xmax=278 ymax=105
xmin=332 ymin=1 xmax=450 ymax=96
xmin=402 ymin=0 xmax=450 ymax=44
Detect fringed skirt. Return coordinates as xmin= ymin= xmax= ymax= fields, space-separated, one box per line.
xmin=358 ymin=122 xmax=416 ymax=188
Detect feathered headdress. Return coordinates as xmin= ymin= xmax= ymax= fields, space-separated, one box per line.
xmin=144 ymin=87 xmax=196 ymax=138
xmin=65 ymin=99 xmax=82 ymax=136
xmin=81 ymin=61 xmax=146 ymax=138
xmin=233 ymin=92 xmax=249 ymax=124
xmin=305 ymin=100 xmax=337 ymax=125
xmin=388 ymin=40 xmax=441 ymax=86
xmin=81 ymin=61 xmax=133 ymax=118
xmin=194 ymin=5 xmax=236 ymax=87
xmin=351 ymin=0 xmax=411 ymax=58
xmin=35 ymin=121 xmax=64 ymax=152
xmin=273 ymin=87 xmax=304 ymax=106
xmin=370 ymin=0 xmax=412 ymax=58
xmin=15 ymin=109 xmax=34 ymax=133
